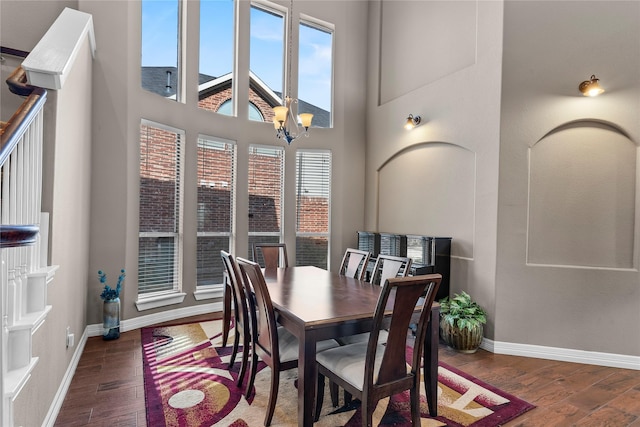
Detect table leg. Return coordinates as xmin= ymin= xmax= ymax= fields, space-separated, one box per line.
xmin=298 ymin=335 xmax=317 ymax=427
xmin=424 ymin=305 xmax=439 ymax=416
xmin=222 ymin=279 xmax=231 ymax=348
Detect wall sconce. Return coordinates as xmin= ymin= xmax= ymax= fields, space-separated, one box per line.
xmin=404 ymin=114 xmax=421 ymax=130
xmin=578 ymin=74 xmax=605 ymax=97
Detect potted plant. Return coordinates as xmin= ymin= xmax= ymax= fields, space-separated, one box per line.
xmin=99 ymin=269 xmax=125 ymax=340
xmin=439 ymin=291 xmax=487 ymax=353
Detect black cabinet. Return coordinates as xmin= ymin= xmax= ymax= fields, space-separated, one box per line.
xmin=357 ymin=231 xmax=451 ymax=301
xmin=409 ymin=237 xmax=451 ymax=302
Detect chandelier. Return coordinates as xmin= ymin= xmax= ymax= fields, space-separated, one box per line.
xmin=272 ymin=0 xmax=313 ymax=145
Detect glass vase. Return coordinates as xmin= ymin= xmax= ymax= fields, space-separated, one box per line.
xmin=103 ymin=297 xmax=120 ymax=340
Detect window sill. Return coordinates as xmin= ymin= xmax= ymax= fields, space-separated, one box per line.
xmin=135 ymin=292 xmax=187 ymax=311
xmin=194 ymin=284 xmax=224 ymax=301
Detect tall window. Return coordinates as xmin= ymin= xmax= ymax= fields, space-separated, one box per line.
xmin=141 ymin=0 xmax=181 ymax=101
xmin=298 ymin=19 xmax=333 ymax=128
xmin=249 ymin=2 xmax=284 ymax=122
xmin=295 ymin=150 xmax=331 ymax=268
xmin=197 ymin=136 xmax=236 ymax=286
xmin=248 ymin=145 xmax=285 ymax=259
xmin=199 ymin=0 xmax=235 ymax=114
xmin=138 ymin=121 xmax=184 ymax=296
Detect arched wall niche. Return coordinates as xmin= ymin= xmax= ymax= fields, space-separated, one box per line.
xmin=377 ymin=141 xmax=475 ymax=259
xmin=527 ymin=119 xmax=638 ymax=269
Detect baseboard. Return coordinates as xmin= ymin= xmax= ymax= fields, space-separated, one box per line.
xmin=47 ymin=305 xmax=638 ymax=426
xmin=86 ymin=301 xmax=223 ymax=337
xmin=42 ymin=328 xmax=89 ymax=427
xmin=480 ymin=338 xmax=640 ymax=371
xmin=47 ymin=302 xmax=223 ymax=424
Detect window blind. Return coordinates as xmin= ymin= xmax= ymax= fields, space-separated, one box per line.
xmin=138 ymin=120 xmax=184 ymax=295
xmin=295 ymin=150 xmax=331 ymax=269
xmin=196 ymin=136 xmax=236 ymax=286
xmin=247 ymin=145 xmax=285 ymax=259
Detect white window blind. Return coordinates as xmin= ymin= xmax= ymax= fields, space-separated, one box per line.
xmin=138 ymin=120 xmax=184 ymax=296
xmin=247 ymin=145 xmax=285 ymax=259
xmin=295 ymin=149 xmax=331 ymax=269
xmin=197 ymin=136 xmax=236 ymax=286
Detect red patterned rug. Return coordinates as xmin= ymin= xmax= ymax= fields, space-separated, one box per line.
xmin=142 ymin=320 xmax=534 ymax=426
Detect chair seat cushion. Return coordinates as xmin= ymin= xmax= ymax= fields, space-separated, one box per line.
xmin=316 ymin=342 xmax=410 ymax=390
xmin=277 ymin=326 xmax=340 ymax=363
xmin=336 ymin=329 xmax=388 ymax=346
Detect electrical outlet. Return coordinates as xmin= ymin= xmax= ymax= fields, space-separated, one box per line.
xmin=66 ymin=326 xmax=74 ymax=348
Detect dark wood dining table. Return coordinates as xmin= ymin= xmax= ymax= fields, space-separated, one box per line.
xmin=261 ymin=265 xmax=440 ymax=427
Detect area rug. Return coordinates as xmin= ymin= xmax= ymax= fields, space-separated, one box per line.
xmin=142 ymin=320 xmax=534 ymax=427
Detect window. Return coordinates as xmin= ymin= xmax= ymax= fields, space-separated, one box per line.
xmin=296 ymin=150 xmax=331 ymax=268
xmin=249 ymin=2 xmax=284 ymax=122
xmin=197 ymin=136 xmax=236 ymax=287
xmin=298 ymin=19 xmax=333 ymax=128
xmin=248 ymin=145 xmax=285 ymax=258
xmin=138 ymin=121 xmax=184 ymax=298
xmin=141 ymin=0 xmax=181 ymax=101
xmin=199 ymin=0 xmax=235 ymax=114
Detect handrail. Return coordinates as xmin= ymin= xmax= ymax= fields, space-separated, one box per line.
xmin=1 ymin=47 xmax=46 ymax=248
xmin=0 ymin=225 xmax=39 ymax=248
xmin=1 ymin=50 xmax=47 ymax=167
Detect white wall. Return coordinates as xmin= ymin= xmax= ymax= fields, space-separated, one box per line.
xmin=80 ymin=0 xmax=369 ymax=324
xmin=1 ymin=9 xmax=94 ymax=425
xmin=365 ymin=0 xmax=504 ymax=337
xmin=496 ymin=0 xmax=640 ymax=355
xmin=366 ymin=0 xmax=640 ymax=360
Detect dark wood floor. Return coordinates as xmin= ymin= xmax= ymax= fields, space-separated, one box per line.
xmin=54 ymin=314 xmax=640 ymax=427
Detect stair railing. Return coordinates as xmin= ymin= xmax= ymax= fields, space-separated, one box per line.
xmin=1 ymin=49 xmax=48 ymax=426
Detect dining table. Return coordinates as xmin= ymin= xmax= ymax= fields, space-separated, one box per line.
xmin=261 ymin=265 xmax=440 ymax=427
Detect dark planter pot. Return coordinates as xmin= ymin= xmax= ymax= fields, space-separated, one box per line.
xmin=440 ymin=319 xmax=483 ymax=353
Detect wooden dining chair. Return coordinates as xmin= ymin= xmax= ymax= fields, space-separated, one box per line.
xmin=336 ymin=254 xmax=413 ymax=346
xmin=220 ymin=251 xmax=254 ymax=391
xmin=338 ymin=248 xmax=371 ymax=280
xmin=314 ymin=274 xmax=442 ymax=426
xmin=369 ymin=254 xmax=413 ymax=286
xmin=236 ymin=257 xmax=339 ymax=426
xmin=252 ymin=243 xmax=289 ymax=269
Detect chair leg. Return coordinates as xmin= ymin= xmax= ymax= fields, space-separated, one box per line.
xmin=236 ymin=326 xmax=250 ymax=387
xmin=229 ymin=322 xmax=240 ymax=369
xmin=222 ymin=283 xmax=231 ymax=347
xmin=244 ymin=343 xmax=259 ymax=399
xmin=264 ymin=368 xmax=280 ymax=426
xmin=361 ymin=397 xmax=374 ymax=427
xmin=314 ymin=374 xmax=325 ymax=422
xmin=329 ymin=381 xmax=339 ymax=407
xmin=344 ymin=390 xmax=352 ymax=405
xmin=410 ymin=385 xmax=420 ymax=426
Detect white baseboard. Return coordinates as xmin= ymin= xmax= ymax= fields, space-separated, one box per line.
xmin=46 ymin=306 xmax=638 ymax=426
xmin=480 ymin=338 xmax=640 ymax=371
xmin=85 ymin=302 xmax=223 ymax=337
xmin=46 ymin=302 xmax=223 ymax=425
xmin=42 ymin=328 xmax=89 ymax=427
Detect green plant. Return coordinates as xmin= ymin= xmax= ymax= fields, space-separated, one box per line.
xmin=439 ymin=291 xmax=486 ymax=332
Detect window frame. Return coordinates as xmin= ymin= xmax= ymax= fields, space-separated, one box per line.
xmin=195 ymin=135 xmax=237 ymax=299
xmin=136 ymin=119 xmax=187 ymax=311
xmin=247 ymin=144 xmax=286 ymax=258
xmin=295 ymin=149 xmax=332 ymax=269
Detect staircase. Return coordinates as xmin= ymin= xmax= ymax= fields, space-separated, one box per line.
xmin=1 ymin=50 xmax=57 ymax=426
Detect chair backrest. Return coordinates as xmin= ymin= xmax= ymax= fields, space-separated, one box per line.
xmin=221 ymin=250 xmax=251 ymax=329
xmin=252 ymin=243 xmax=289 ymax=269
xmin=366 ymin=274 xmax=441 ymax=387
xmin=236 ymin=257 xmax=280 ymax=366
xmin=338 ymin=248 xmax=371 ymax=280
xmin=369 ymin=254 xmax=412 ymax=286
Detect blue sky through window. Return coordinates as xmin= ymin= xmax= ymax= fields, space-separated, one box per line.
xmin=142 ymin=0 xmax=332 ymax=112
